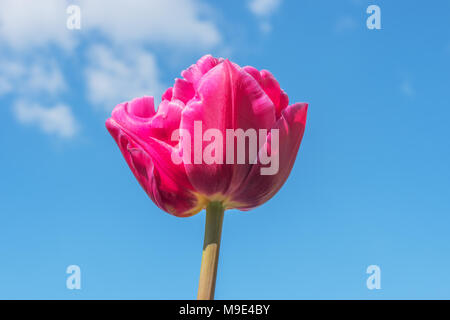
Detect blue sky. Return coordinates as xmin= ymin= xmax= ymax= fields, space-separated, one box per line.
xmin=0 ymin=0 xmax=449 ymax=299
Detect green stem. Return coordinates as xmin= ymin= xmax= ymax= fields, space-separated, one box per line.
xmin=197 ymin=201 xmax=225 ymax=300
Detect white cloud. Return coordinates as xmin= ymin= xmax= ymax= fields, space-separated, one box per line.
xmin=0 ymin=59 xmax=66 ymax=96
xmin=0 ymin=78 xmax=12 ymax=96
xmin=78 ymin=0 xmax=220 ymax=49
xmin=0 ymin=0 xmax=221 ymax=51
xmin=0 ymin=0 xmax=223 ymax=122
xmin=13 ymin=100 xmax=79 ymax=138
xmin=0 ymin=61 xmax=25 ymax=95
xmin=26 ymin=61 xmax=67 ymax=95
xmin=85 ymin=45 xmax=164 ymax=111
xmin=1 ymin=55 xmax=75 ymax=139
xmin=248 ymin=0 xmax=282 ymax=33
xmin=248 ymin=0 xmax=282 ymax=17
xmin=0 ymin=0 xmax=74 ymax=50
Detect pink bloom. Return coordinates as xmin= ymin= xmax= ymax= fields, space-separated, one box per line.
xmin=106 ymin=55 xmax=308 ymax=217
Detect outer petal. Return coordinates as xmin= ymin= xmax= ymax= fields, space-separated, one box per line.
xmin=244 ymin=67 xmax=289 ymax=119
xmin=181 ymin=54 xmax=222 ymax=90
xmin=180 ymin=60 xmax=277 ymax=199
xmin=162 ymin=87 xmax=173 ymax=101
xmin=148 ymin=99 xmax=184 ymax=146
xmin=106 ymin=97 xmax=203 ymax=217
xmin=172 ymin=78 xmax=195 ymax=104
xmin=230 ymin=102 xmax=308 ymax=209
xmin=260 ymin=70 xmax=282 ymax=116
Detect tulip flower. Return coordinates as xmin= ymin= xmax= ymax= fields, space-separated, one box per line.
xmin=106 ymin=55 xmax=308 ymax=299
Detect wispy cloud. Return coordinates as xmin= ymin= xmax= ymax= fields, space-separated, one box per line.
xmin=13 ymin=100 xmax=79 ymax=139
xmin=0 ymin=58 xmax=66 ymax=97
xmin=0 ymin=0 xmax=75 ymax=50
xmin=85 ymin=45 xmax=164 ymax=111
xmin=248 ymin=0 xmax=282 ymax=17
xmin=0 ymin=0 xmax=221 ymax=51
xmin=78 ymin=0 xmax=221 ymax=49
xmin=0 ymin=0 xmax=225 ymax=140
xmin=0 ymin=57 xmax=72 ymax=138
xmin=78 ymin=1 xmax=223 ymax=111
xmin=248 ymin=0 xmax=282 ymax=33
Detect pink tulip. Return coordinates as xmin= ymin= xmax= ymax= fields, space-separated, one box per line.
xmin=106 ymin=55 xmax=308 ymax=217
xmin=106 ymin=55 xmax=308 ymax=299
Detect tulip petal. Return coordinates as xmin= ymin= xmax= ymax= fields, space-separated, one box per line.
xmin=279 ymin=90 xmax=289 ymax=115
xmin=243 ymin=66 xmax=263 ymax=84
xmin=106 ymin=98 xmax=204 ymax=217
xmin=173 ymin=78 xmax=195 ymax=104
xmin=148 ymin=99 xmax=184 ymax=146
xmin=162 ymin=87 xmax=173 ymax=101
xmin=181 ymin=54 xmax=221 ymax=90
xmin=260 ymin=70 xmax=284 ymax=119
xmin=244 ymin=68 xmax=290 ymax=119
xmin=126 ymin=96 xmax=155 ymax=118
xmin=230 ymin=102 xmax=308 ymax=209
xmin=181 ymin=60 xmax=277 ymax=198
